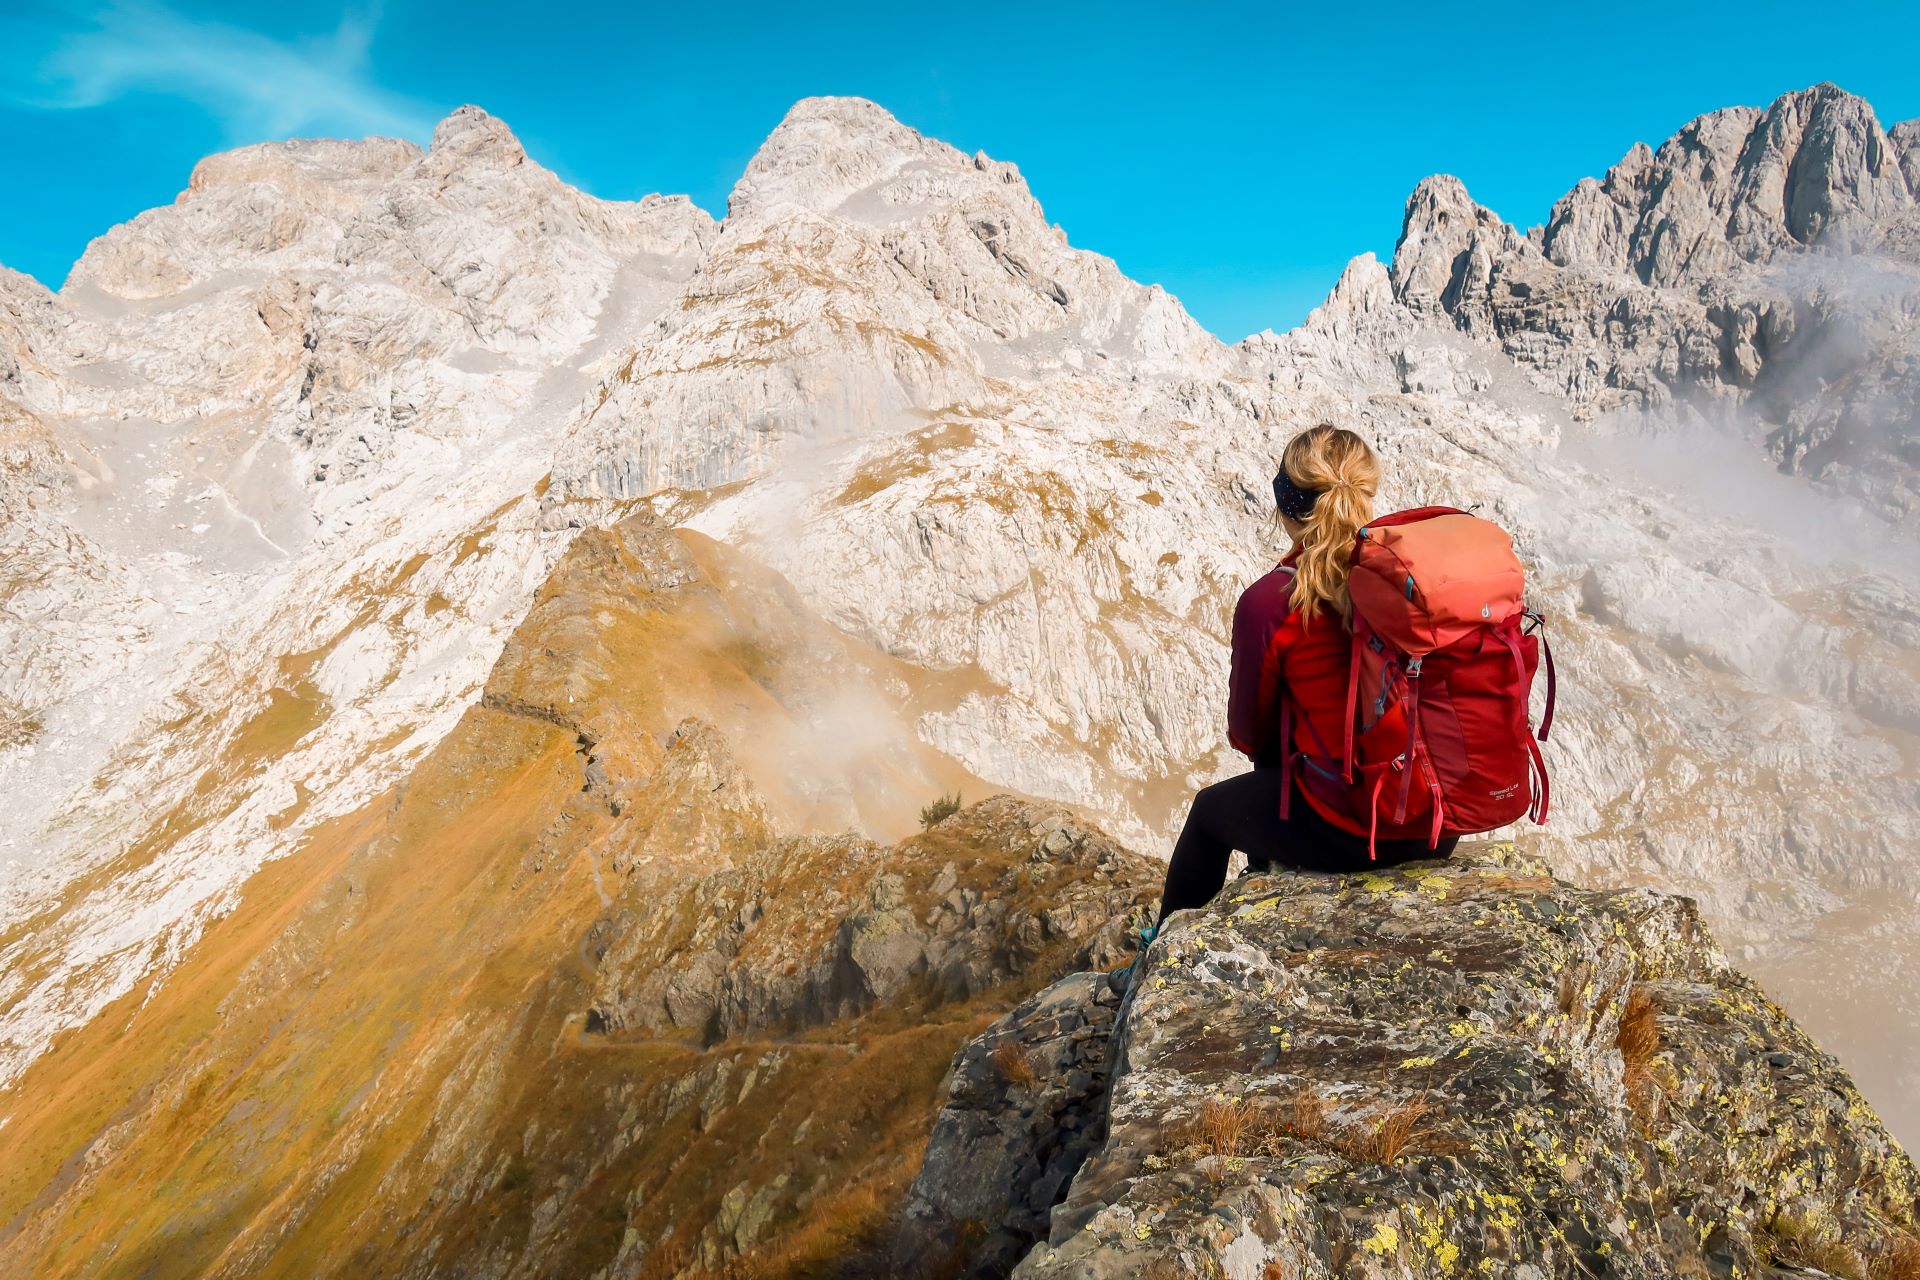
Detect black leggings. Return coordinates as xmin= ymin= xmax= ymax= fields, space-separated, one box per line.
xmin=1157 ymin=768 xmax=1457 ymax=923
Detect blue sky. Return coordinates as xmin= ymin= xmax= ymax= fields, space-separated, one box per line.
xmin=2 ymin=2 xmax=1917 ymax=339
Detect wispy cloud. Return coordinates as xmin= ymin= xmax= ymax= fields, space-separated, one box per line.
xmin=8 ymin=1 xmax=436 ymax=142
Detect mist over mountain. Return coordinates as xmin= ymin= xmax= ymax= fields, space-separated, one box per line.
xmin=1 ymin=82 xmax=1916 ymax=1275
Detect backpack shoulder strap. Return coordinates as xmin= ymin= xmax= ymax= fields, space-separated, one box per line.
xmin=1341 ymin=612 xmax=1367 ymax=780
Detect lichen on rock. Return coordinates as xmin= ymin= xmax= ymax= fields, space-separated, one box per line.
xmin=910 ymin=843 xmax=1919 ymax=1278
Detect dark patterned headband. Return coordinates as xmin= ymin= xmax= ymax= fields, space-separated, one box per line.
xmin=1271 ymin=467 xmax=1320 ymax=521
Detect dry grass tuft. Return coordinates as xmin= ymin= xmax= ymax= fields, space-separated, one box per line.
xmin=1874 ymin=1234 xmax=1920 ymax=1280
xmin=1279 ymin=1087 xmax=1331 ymax=1145
xmin=1766 ymin=1208 xmax=1874 ymax=1279
xmin=1797 ymin=1240 xmax=1869 ymax=1278
xmin=1344 ymin=1096 xmax=1437 ymax=1164
xmin=1617 ymin=987 xmax=1659 ymax=1075
xmin=1173 ymin=1095 xmax=1258 ymax=1157
xmin=0 ymin=694 xmax=42 ymax=749
xmin=990 ymin=1040 xmax=1040 ymax=1091
xmin=1166 ymin=1088 xmax=1441 ymax=1166
xmin=1617 ymin=985 xmax=1662 ymax=1122
xmin=1463 ymin=870 xmax=1556 ymax=894
xmin=634 ymin=1239 xmax=695 ymax=1280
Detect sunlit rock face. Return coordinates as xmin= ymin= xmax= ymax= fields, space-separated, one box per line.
xmin=1 ymin=80 xmax=1917 ymax=1182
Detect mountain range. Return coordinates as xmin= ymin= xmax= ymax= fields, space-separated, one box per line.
xmin=1 ymin=81 xmax=1916 ymax=1275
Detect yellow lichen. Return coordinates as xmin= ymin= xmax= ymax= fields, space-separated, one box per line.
xmin=1363 ymin=1222 xmax=1400 ymax=1254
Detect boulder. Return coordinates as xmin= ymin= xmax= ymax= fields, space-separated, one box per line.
xmin=910 ymin=844 xmax=1920 ymax=1278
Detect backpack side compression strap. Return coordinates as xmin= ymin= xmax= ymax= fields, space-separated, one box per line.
xmin=1497 ymin=623 xmax=1553 ymax=825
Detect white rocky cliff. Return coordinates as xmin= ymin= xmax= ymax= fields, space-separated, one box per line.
xmin=2 ymin=87 xmax=1916 ymax=1146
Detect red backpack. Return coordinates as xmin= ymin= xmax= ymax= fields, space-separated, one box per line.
xmin=1278 ymin=506 xmax=1554 ymax=856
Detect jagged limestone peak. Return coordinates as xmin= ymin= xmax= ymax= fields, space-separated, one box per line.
xmin=717 ymin=91 xmax=1056 ymax=249
xmin=1536 ymin=81 xmax=1914 ymax=284
xmin=1389 ymin=173 xmax=1535 ymax=317
xmin=725 ymin=94 xmax=974 ymax=221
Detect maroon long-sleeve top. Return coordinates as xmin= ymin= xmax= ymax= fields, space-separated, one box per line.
xmin=1223 ymin=558 xmax=1359 ymax=815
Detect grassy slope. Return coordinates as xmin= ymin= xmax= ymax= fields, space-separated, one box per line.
xmin=0 ymin=515 xmax=1153 ymax=1279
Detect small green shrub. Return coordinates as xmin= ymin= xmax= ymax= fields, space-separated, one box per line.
xmin=919 ymin=790 xmax=962 ymax=828
xmin=497 ymin=1158 xmax=534 ymax=1194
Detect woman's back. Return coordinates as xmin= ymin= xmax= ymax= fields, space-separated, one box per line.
xmin=1159 ymin=423 xmax=1455 ymax=926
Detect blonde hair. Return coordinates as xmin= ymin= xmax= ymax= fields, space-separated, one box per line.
xmin=1281 ymin=424 xmax=1379 ymax=628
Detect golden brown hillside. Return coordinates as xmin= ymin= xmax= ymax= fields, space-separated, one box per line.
xmin=0 ymin=514 xmax=1158 ymax=1278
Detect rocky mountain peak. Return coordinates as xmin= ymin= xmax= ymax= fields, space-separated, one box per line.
xmin=778 ymin=93 xmax=921 ymax=138
xmin=426 ymin=103 xmax=530 ymax=170
xmin=65 ymin=130 xmax=441 ymax=300
xmin=1750 ymin=81 xmax=1915 ymax=246
xmin=725 ymin=94 xmax=969 ymax=221
xmin=1371 ymin=82 xmax=1920 ymax=516
xmin=1535 ymin=81 xmax=1914 ymax=285
xmin=1309 ymin=251 xmax=1396 ymax=323
xmin=1389 ymin=174 xmax=1535 ymax=320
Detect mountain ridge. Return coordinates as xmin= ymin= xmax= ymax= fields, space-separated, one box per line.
xmin=1 ymin=508 xmax=1909 ymax=1279
xmin=0 ymin=511 xmax=1160 ymax=1278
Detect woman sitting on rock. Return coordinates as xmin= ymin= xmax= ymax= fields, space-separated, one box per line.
xmin=1155 ymin=424 xmax=1462 ymax=923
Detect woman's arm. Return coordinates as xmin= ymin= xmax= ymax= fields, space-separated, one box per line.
xmin=1226 ymin=567 xmax=1294 ymax=763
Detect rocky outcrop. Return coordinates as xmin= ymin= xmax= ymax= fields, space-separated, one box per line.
xmin=583 ymin=795 xmax=1153 ymax=1044
xmin=914 ymin=844 xmax=1920 ymax=1277
xmin=896 ymin=969 xmax=1129 ymax=1276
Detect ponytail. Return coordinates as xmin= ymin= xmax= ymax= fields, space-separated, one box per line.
xmin=1279 ymin=424 xmax=1379 ymax=628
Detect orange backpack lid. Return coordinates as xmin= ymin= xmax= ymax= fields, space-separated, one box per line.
xmin=1349 ymin=508 xmax=1526 ymax=655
